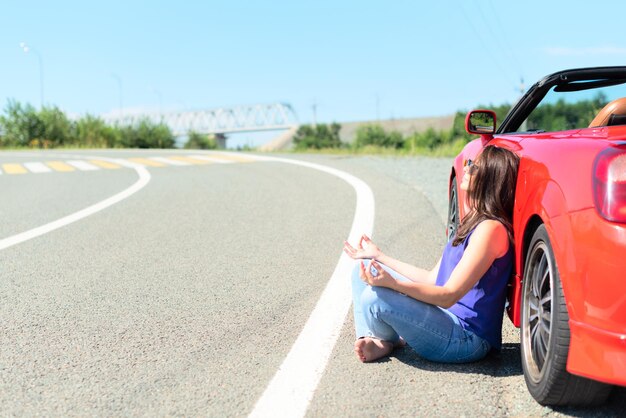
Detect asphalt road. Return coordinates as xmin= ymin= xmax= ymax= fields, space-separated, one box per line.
xmin=0 ymin=150 xmax=624 ymax=417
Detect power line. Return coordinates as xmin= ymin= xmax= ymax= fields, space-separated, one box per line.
xmin=474 ymin=1 xmax=523 ymax=79
xmin=455 ymin=0 xmax=518 ymax=88
xmin=487 ymin=0 xmax=525 ymax=76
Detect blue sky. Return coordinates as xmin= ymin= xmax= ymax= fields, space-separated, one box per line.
xmin=2 ymin=1 xmax=626 ymax=145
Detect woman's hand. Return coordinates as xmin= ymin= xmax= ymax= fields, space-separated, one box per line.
xmin=360 ymin=260 xmax=396 ymax=289
xmin=343 ymin=235 xmax=382 ymax=260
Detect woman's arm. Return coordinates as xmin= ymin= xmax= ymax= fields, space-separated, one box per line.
xmin=376 ymin=253 xmax=441 ymax=285
xmin=360 ymin=220 xmax=509 ymax=308
xmin=344 ymin=235 xmax=439 ymax=284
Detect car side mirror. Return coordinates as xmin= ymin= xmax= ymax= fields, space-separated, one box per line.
xmin=465 ymin=110 xmax=496 ymax=142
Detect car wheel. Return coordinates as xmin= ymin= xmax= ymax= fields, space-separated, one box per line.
xmin=521 ymin=225 xmax=612 ymax=406
xmin=446 ymin=177 xmax=459 ymax=241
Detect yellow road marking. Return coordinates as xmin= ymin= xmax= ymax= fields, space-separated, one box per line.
xmin=168 ymin=155 xmax=213 ymax=165
xmin=206 ymin=154 xmax=255 ymax=163
xmin=46 ymin=161 xmax=75 ymax=172
xmin=127 ymin=158 xmax=166 ymax=167
xmin=0 ymin=155 xmax=249 ymax=175
xmin=2 ymin=164 xmax=28 ymax=174
xmin=89 ymin=159 xmax=121 ymax=169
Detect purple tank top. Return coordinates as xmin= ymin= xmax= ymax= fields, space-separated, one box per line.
xmin=435 ymin=228 xmax=513 ymax=350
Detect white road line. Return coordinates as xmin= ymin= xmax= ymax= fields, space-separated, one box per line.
xmin=246 ymin=153 xmax=375 ymax=418
xmin=23 ymin=162 xmax=53 ymax=173
xmin=148 ymin=156 xmax=190 ymax=166
xmin=188 ymin=154 xmax=234 ymax=164
xmin=0 ymin=162 xmax=150 ymax=251
xmin=1 ymin=150 xmax=372 ymax=417
xmin=66 ymin=160 xmax=100 ymax=171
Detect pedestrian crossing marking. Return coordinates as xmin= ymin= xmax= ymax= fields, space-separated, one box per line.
xmin=188 ymin=154 xmax=234 ymax=164
xmin=66 ymin=160 xmax=99 ymax=171
xmin=23 ymin=162 xmax=53 ymax=173
xmin=2 ymin=164 xmax=28 ymax=174
xmin=167 ymin=155 xmax=213 ymax=165
xmin=148 ymin=156 xmax=189 ymax=166
xmin=0 ymin=153 xmax=259 ymax=176
xmin=127 ymin=158 xmax=167 ymax=167
xmin=204 ymin=153 xmax=254 ymax=163
xmin=89 ymin=160 xmax=122 ymax=169
xmin=46 ymin=161 xmax=76 ymax=172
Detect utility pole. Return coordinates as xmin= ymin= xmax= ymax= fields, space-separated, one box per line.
xmin=312 ymin=100 xmax=317 ymax=127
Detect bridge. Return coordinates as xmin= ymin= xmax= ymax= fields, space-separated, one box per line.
xmin=102 ymin=102 xmax=299 ymax=147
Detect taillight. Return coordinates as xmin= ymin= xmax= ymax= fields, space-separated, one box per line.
xmin=593 ymin=146 xmax=626 ymax=223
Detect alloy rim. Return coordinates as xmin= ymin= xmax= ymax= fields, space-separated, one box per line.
xmin=523 ymin=241 xmax=554 ymax=383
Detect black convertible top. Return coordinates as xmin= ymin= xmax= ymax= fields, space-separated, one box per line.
xmin=497 ymin=66 xmax=626 ymax=134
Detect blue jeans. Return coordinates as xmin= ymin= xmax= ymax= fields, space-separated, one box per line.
xmin=352 ymin=262 xmax=491 ymax=363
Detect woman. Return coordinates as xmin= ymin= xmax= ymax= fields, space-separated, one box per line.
xmin=343 ymin=145 xmax=519 ymax=363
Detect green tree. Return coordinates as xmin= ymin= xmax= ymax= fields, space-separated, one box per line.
xmin=405 ymin=127 xmax=447 ymax=150
xmin=293 ymin=123 xmax=342 ymax=149
xmin=184 ymin=131 xmax=218 ymax=149
xmin=119 ymin=119 xmax=175 ymax=148
xmin=527 ymin=93 xmax=608 ymax=131
xmin=38 ymin=105 xmax=73 ymax=147
xmin=0 ymin=100 xmax=44 ymax=147
xmin=74 ymin=115 xmax=122 ymax=148
xmin=354 ymin=124 xmax=404 ymax=148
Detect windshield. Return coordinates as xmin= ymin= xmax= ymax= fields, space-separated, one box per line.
xmin=518 ymin=82 xmax=626 ymax=133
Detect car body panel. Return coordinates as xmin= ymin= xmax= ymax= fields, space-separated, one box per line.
xmin=451 ymin=125 xmax=626 ymax=386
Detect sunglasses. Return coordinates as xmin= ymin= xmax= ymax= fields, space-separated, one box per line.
xmin=465 ymin=159 xmax=479 ymax=174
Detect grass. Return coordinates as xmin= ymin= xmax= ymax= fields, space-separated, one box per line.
xmin=0 ymin=138 xmax=466 ymax=158
xmin=276 ymin=139 xmax=465 ymax=158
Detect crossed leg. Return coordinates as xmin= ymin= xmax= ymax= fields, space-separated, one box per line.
xmin=354 ymin=337 xmax=406 ymax=362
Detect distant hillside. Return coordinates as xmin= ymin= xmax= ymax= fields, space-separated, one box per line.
xmin=338 ymin=115 xmax=455 ymax=143
xmin=258 ymin=114 xmax=456 ymax=151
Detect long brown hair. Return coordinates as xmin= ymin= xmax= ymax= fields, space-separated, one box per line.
xmin=453 ymin=145 xmax=520 ymax=246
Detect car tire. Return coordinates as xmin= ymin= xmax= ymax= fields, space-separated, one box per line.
xmin=521 ymin=224 xmax=613 ymax=406
xmin=446 ymin=176 xmax=459 ymax=241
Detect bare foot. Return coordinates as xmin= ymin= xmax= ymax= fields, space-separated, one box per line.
xmin=354 ymin=337 xmax=397 ymax=362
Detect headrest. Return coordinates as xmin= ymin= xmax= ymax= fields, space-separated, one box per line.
xmin=589 ymin=97 xmax=626 ymax=127
xmin=608 ymin=114 xmax=626 ymax=126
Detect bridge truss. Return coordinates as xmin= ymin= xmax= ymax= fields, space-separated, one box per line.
xmin=102 ymin=103 xmax=298 ymax=137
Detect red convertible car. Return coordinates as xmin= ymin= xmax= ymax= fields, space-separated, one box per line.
xmin=448 ymin=67 xmax=626 ymax=406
